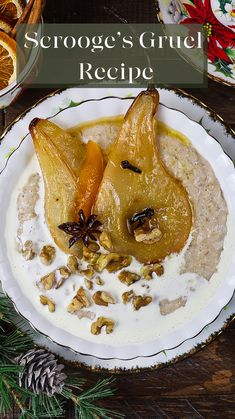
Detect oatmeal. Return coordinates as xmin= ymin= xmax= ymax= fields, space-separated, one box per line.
xmin=5 ymin=117 xmax=232 ymax=346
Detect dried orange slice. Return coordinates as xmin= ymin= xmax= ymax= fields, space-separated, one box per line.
xmin=0 ymin=0 xmax=23 ymax=21
xmin=0 ymin=31 xmax=16 ymax=89
xmin=0 ymin=14 xmax=13 ymax=33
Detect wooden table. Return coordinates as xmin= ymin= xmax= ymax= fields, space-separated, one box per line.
xmin=1 ymin=1 xmax=234 ymax=418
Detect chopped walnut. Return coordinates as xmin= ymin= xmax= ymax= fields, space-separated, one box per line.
xmin=94 ymin=253 xmax=118 ymax=272
xmin=93 ymin=291 xmax=115 ymax=306
xmin=80 ymin=267 xmax=95 ymax=280
xmin=40 ymin=272 xmax=55 ymax=290
xmin=84 ymin=279 xmax=93 ymax=290
xmin=122 ymin=290 xmax=134 ymax=304
xmin=132 ymin=295 xmax=152 ymax=310
xmin=118 ymin=270 xmax=141 ymax=286
xmin=91 ymin=317 xmax=115 ymax=335
xmin=22 ymin=240 xmax=36 ymax=261
xmin=106 ymin=255 xmax=132 ymax=273
xmin=134 ymin=226 xmax=162 ymax=244
xmin=67 ymin=255 xmax=79 ymax=274
xmin=83 ymin=246 xmax=100 ymax=265
xmin=77 ymin=310 xmax=96 ymax=320
xmin=39 ymin=245 xmax=56 ymax=265
xmin=40 ymin=295 xmax=55 ymax=312
xmin=140 ymin=263 xmax=164 ymax=280
xmin=88 ymin=242 xmax=100 ymax=252
xmin=59 ymin=266 xmax=70 ymax=278
xmin=55 ymin=266 xmax=71 ymax=289
xmin=67 ymin=287 xmax=91 ymax=313
xmin=96 ymin=276 xmax=104 ymax=286
xmin=95 ymin=253 xmax=132 ymax=273
xmin=99 ymin=231 xmax=112 ymax=250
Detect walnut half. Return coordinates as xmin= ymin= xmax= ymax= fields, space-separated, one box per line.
xmin=91 ymin=317 xmax=115 ymax=335
xmin=93 ymin=291 xmax=115 ymax=306
xmin=67 ymin=287 xmax=91 ymax=313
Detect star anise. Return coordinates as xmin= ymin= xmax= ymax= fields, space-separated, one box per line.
xmin=58 ymin=209 xmax=102 ymax=249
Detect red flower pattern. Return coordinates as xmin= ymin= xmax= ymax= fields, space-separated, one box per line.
xmin=181 ymin=0 xmax=235 ymax=63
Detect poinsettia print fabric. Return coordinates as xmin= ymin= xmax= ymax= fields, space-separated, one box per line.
xmin=167 ymin=0 xmax=235 ymax=82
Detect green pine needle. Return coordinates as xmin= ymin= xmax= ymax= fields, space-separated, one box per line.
xmin=0 ymin=295 xmax=13 ymax=323
xmin=77 ymin=402 xmax=124 ymax=419
xmin=65 ymin=375 xmax=86 ymax=391
xmin=0 ymin=329 xmax=34 ymax=362
xmin=0 ymin=365 xmax=23 ymax=373
xmin=68 ymin=378 xmax=124 ymax=419
xmin=78 ymin=377 xmax=116 ymax=401
xmin=28 ymin=393 xmax=65 ymax=418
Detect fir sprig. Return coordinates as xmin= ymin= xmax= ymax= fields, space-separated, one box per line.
xmin=0 ymin=294 xmax=123 ymax=419
xmin=62 ymin=377 xmax=123 ymax=419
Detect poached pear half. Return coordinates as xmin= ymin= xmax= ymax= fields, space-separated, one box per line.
xmin=30 ymin=118 xmax=86 ymax=256
xmin=94 ymin=88 xmax=192 ymax=263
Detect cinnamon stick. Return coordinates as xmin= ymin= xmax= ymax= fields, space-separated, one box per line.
xmin=11 ymin=0 xmax=35 ymax=38
xmin=28 ymin=0 xmax=45 ymax=24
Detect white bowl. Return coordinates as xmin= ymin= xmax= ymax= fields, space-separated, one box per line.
xmin=0 ymin=87 xmax=234 ymax=359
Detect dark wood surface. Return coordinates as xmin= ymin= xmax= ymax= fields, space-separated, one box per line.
xmin=1 ymin=1 xmax=235 ymax=418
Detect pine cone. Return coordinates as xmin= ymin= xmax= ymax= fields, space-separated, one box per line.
xmin=16 ymin=348 xmax=67 ymax=396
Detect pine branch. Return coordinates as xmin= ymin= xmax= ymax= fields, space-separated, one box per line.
xmin=0 ymin=294 xmax=122 ymax=419
xmin=0 ymin=368 xmax=65 ymax=419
